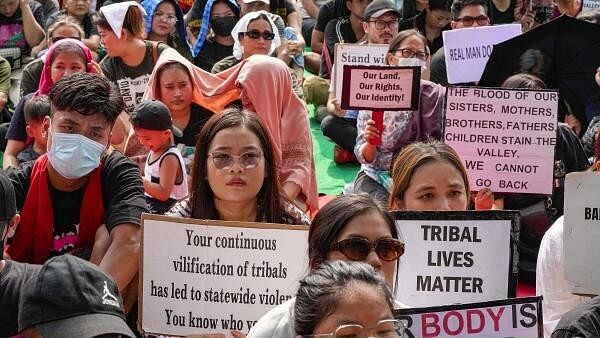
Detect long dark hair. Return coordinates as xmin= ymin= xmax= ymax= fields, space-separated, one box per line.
xmin=189 ymin=107 xmax=283 ymax=222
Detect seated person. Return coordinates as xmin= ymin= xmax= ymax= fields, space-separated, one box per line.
xmin=17 ymin=94 xmax=50 ymax=163
xmin=191 ymin=0 xmax=240 ymax=71
xmin=398 ymin=0 xmax=452 ymax=55
xmin=131 ymin=100 xmax=188 ymax=214
xmin=4 ymin=73 xmax=147 ymax=312
xmin=552 ymin=296 xmax=600 ymax=338
xmin=43 ymin=0 xmax=100 ymax=54
xmin=141 ymin=0 xmax=193 ymax=60
xmin=0 ymin=0 xmax=45 ymax=57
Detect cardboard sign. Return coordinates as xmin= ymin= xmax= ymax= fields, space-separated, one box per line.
xmin=395 ymin=297 xmax=543 ymax=338
xmin=391 ymin=211 xmax=519 ymax=308
xmin=334 ymin=43 xmax=388 ymax=98
xmin=443 ymin=24 xmax=521 ymax=84
xmin=340 ymin=65 xmax=420 ymax=111
xmin=139 ymin=214 xmax=309 ymax=336
xmin=444 ymin=86 xmax=558 ymax=195
xmin=564 ymin=172 xmax=600 ymax=295
xmin=582 ymin=0 xmax=600 ymax=13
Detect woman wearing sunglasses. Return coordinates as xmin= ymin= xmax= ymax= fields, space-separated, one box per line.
xmin=211 ymin=10 xmax=280 ymax=73
xmin=295 ymin=261 xmax=405 ymax=338
xmin=248 ymin=194 xmax=404 ymax=337
xmin=166 ymin=106 xmax=309 ymax=225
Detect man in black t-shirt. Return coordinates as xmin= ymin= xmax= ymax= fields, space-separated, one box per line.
xmin=4 ymin=73 xmax=148 ymax=314
xmin=0 ymin=0 xmax=45 ymax=56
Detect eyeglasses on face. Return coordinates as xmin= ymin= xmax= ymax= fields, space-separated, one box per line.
xmin=304 ymin=319 xmax=406 ymax=338
xmin=330 ymin=237 xmax=405 ymax=262
xmin=454 ymin=15 xmax=490 ymax=26
xmin=369 ymin=19 xmax=399 ymax=30
xmin=154 ymin=12 xmax=178 ymax=24
xmin=391 ymin=48 xmax=429 ymax=61
xmin=242 ymin=29 xmax=275 ymax=40
xmin=51 ymin=36 xmax=82 ymax=43
xmin=208 ymin=151 xmax=263 ymax=170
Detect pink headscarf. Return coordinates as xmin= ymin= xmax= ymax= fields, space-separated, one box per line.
xmin=36 ymin=38 xmax=94 ymax=96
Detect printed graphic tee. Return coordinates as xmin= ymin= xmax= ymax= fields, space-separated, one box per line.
xmin=0 ymin=0 xmax=45 ymax=55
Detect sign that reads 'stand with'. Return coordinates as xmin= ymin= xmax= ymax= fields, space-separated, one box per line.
xmin=564 ymin=172 xmax=600 ymax=295
xmin=443 ymin=24 xmax=521 ymax=84
xmin=334 ymin=43 xmax=388 ymax=98
xmin=395 ymin=297 xmax=543 ymax=338
xmin=582 ymin=0 xmax=600 ymax=13
xmin=340 ymin=65 xmax=420 ymax=111
xmin=444 ymin=86 xmax=558 ymax=195
xmin=391 ymin=211 xmax=519 ymax=308
xmin=139 ymin=214 xmax=309 ymax=336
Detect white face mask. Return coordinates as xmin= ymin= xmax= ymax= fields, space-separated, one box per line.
xmin=47 ymin=132 xmax=105 ymax=179
xmin=395 ymin=57 xmax=428 ymax=70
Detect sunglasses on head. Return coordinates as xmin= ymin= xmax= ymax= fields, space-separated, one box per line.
xmin=330 ymin=237 xmax=405 ymax=262
xmin=51 ymin=36 xmax=81 ymax=43
xmin=242 ymin=29 xmax=275 ymax=40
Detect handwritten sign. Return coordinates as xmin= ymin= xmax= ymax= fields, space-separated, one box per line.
xmin=444 ymin=86 xmax=558 ymax=195
xmin=395 ymin=297 xmax=543 ymax=338
xmin=340 ymin=65 xmax=420 ymax=111
xmin=443 ymin=24 xmax=521 ymax=84
xmin=564 ymin=172 xmax=600 ymax=295
xmin=334 ymin=43 xmax=388 ymax=98
xmin=391 ymin=211 xmax=519 ymax=308
xmin=139 ymin=214 xmax=309 ymax=336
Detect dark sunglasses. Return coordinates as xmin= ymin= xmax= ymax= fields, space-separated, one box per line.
xmin=242 ymin=29 xmax=275 ymax=40
xmin=330 ymin=237 xmax=405 ymax=262
xmin=51 ymin=36 xmax=82 ymax=43
xmin=454 ymin=15 xmax=490 ymax=26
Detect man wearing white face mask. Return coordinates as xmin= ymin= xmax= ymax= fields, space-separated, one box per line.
xmin=3 ymin=72 xmax=148 ymax=315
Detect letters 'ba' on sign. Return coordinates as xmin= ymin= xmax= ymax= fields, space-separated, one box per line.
xmin=444 ymin=86 xmax=558 ymax=195
xmin=139 ymin=214 xmax=309 ymax=336
xmin=395 ymin=296 xmax=543 ymax=338
xmin=391 ymin=211 xmax=519 ymax=308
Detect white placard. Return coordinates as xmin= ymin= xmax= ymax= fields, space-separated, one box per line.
xmin=334 ymin=43 xmax=388 ymax=98
xmin=140 ymin=214 xmax=309 ymax=336
xmin=582 ymin=0 xmax=600 ymax=13
xmin=396 ymin=297 xmax=543 ymax=338
xmin=444 ymin=86 xmax=558 ymax=195
xmin=443 ymin=24 xmax=521 ymax=84
xmin=393 ymin=211 xmax=516 ymax=308
xmin=564 ymin=172 xmax=600 ymax=295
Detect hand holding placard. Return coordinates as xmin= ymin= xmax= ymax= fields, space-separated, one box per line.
xmin=366 ymin=113 xmax=384 ymax=146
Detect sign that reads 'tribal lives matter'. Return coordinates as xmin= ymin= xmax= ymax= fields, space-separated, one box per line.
xmin=139 ymin=214 xmax=309 ymax=337
xmin=395 ymin=297 xmax=543 ymax=338
xmin=340 ymin=65 xmax=421 ymax=111
xmin=444 ymin=86 xmax=558 ymax=195
xmin=391 ymin=211 xmax=519 ymax=308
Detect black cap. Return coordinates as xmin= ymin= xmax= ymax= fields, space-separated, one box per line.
xmin=0 ymin=172 xmax=16 ymax=223
xmin=18 ymin=255 xmax=135 ymax=338
xmin=364 ymin=0 xmax=401 ymax=21
xmin=131 ymin=100 xmax=183 ymax=137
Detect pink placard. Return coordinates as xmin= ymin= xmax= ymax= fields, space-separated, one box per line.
xmin=340 ymin=65 xmax=420 ymax=111
xmin=444 ymin=87 xmax=558 ymax=195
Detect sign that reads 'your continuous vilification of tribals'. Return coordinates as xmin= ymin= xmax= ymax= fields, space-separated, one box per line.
xmin=340 ymin=65 xmax=421 ymax=111
xmin=139 ymin=214 xmax=309 ymax=337
xmin=391 ymin=211 xmax=519 ymax=308
xmin=444 ymin=86 xmax=558 ymax=195
xmin=395 ymin=297 xmax=543 ymax=338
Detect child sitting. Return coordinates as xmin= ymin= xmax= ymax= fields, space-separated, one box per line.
xmin=131 ymin=100 xmax=188 ymax=214
xmin=18 ymin=95 xmax=50 ymax=164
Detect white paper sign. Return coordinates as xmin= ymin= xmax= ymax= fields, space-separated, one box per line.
xmin=140 ymin=214 xmax=309 ymax=336
xmin=443 ymin=24 xmax=521 ymax=84
xmin=334 ymin=43 xmax=388 ymax=98
xmin=393 ymin=211 xmax=516 ymax=308
xmin=444 ymin=87 xmax=558 ymax=195
xmin=396 ymin=297 xmax=543 ymax=338
xmin=582 ymin=0 xmax=600 ymax=13
xmin=564 ymin=172 xmax=600 ymax=295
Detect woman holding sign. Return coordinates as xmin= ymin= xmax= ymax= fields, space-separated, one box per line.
xmin=353 ymin=30 xmax=444 ymax=204
xmin=248 ymin=194 xmax=405 ymax=337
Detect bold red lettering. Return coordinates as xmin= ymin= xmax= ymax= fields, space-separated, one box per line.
xmin=466 ymin=309 xmax=485 ymax=333
xmin=421 ymin=313 xmax=440 ymax=338
xmin=443 ymin=311 xmax=464 ymax=336
xmin=486 ymin=307 xmax=505 ymax=331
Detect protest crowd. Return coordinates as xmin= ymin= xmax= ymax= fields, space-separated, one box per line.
xmin=1 ymin=0 xmax=600 ymax=335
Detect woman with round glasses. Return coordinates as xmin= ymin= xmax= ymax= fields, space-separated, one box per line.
xmin=248 ymin=194 xmax=404 ymax=337
xmin=166 ymin=106 xmax=309 ymax=225
xmin=295 ymin=261 xmax=405 ymax=338
xmin=141 ymin=0 xmax=193 ymax=60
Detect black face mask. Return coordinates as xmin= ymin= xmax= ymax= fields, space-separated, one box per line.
xmin=533 ymin=5 xmax=553 ymax=24
xmin=211 ymin=16 xmax=238 ymax=37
